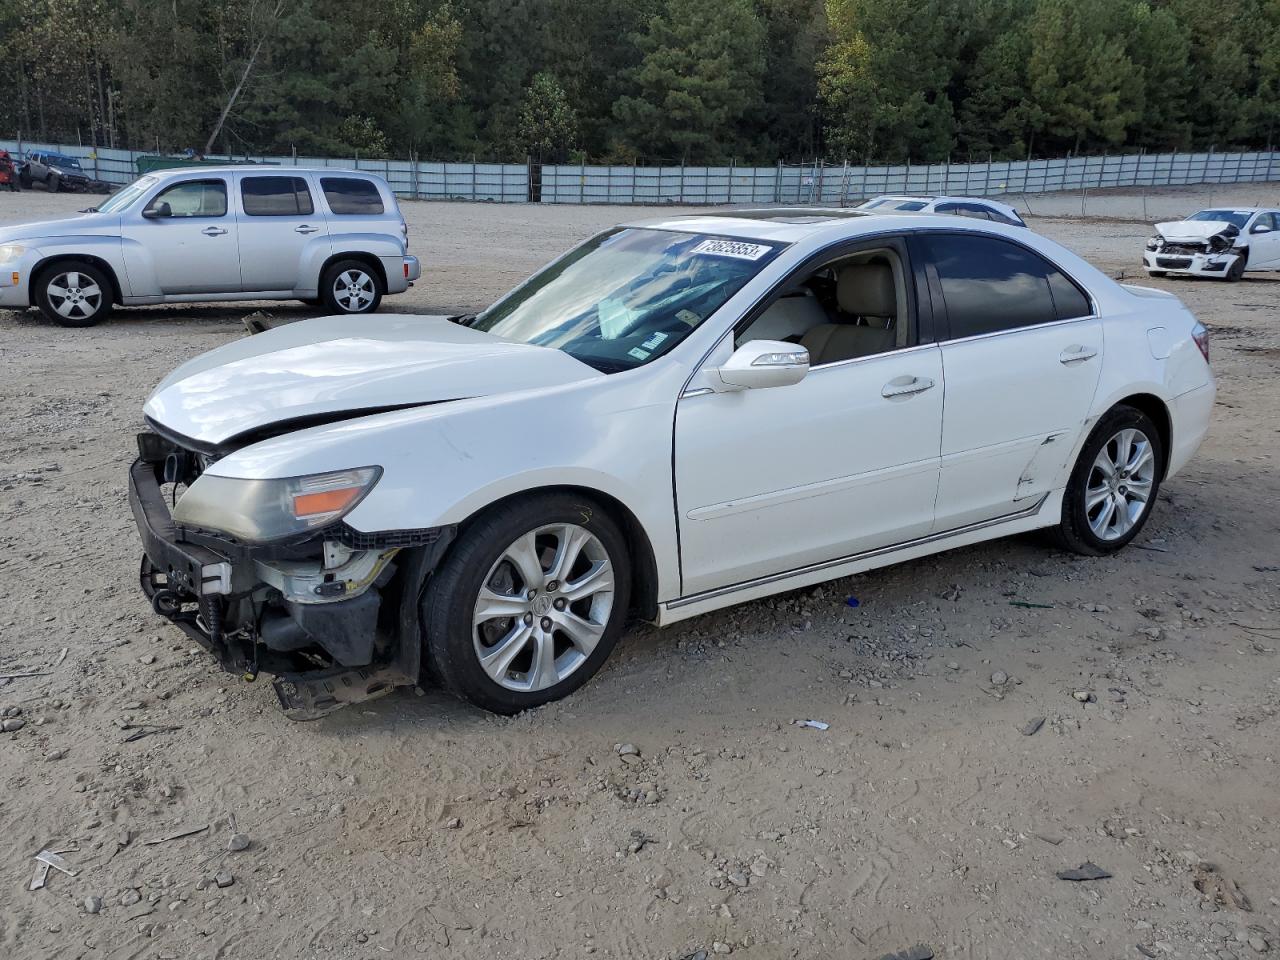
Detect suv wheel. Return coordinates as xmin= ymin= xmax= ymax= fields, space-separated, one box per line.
xmin=321 ymin=259 xmax=382 ymax=314
xmin=422 ymin=493 xmax=632 ymax=714
xmin=1052 ymin=405 xmax=1164 ymax=556
xmin=46 ymin=172 xmax=59 ymax=193
xmin=35 ymin=261 xmax=113 ymax=327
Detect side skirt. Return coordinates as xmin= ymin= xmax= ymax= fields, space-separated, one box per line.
xmin=654 ymin=491 xmax=1060 ymax=627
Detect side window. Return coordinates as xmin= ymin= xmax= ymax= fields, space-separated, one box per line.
xmin=320 ymin=177 xmax=384 ymax=215
xmin=1045 ymin=268 xmax=1092 ymax=320
xmin=145 ymin=179 xmax=228 ymax=218
xmin=922 ymin=234 xmax=1061 ymax=337
xmin=737 ymin=246 xmax=910 ymax=365
xmin=241 ymin=176 xmax=314 ymax=216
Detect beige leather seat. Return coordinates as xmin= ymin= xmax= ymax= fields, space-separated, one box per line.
xmin=748 ymin=291 xmax=828 ymax=342
xmin=800 ymin=262 xmax=897 ymax=365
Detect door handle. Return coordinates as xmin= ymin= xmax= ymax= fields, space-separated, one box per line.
xmin=881 ymin=375 xmax=935 ymax=398
xmin=1059 ymin=345 xmax=1098 ymax=364
xmin=201 ymin=226 xmax=228 ymax=236
xmin=294 ymin=225 xmax=319 ymax=234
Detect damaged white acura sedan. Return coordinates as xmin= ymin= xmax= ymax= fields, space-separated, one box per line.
xmin=1143 ymin=207 xmax=1280 ymax=280
xmin=130 ymin=210 xmax=1215 ymax=718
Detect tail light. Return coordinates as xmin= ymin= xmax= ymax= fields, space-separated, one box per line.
xmin=1192 ymin=321 xmax=1209 ymax=364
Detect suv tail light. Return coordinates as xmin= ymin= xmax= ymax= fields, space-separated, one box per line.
xmin=1192 ymin=321 xmax=1209 ymax=364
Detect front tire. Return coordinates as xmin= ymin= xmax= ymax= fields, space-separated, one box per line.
xmin=321 ymin=259 xmax=383 ymax=314
xmin=1225 ymin=253 xmax=1246 ymax=282
xmin=1053 ymin=405 xmax=1164 ymax=556
xmin=422 ymin=493 xmax=632 ymax=714
xmin=35 ymin=261 xmax=113 ymax=327
xmin=46 ymin=173 xmax=59 ymax=193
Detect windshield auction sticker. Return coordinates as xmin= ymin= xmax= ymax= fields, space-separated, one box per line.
xmin=691 ymin=239 xmax=772 ymax=261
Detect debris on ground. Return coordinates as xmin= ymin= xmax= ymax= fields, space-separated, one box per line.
xmin=1057 ymin=862 xmax=1112 ymax=881
xmin=227 ymin=832 xmax=251 ymax=852
xmin=83 ymin=895 xmax=103 ymax=914
xmin=1021 ymin=716 xmax=1046 ymax=736
xmin=793 ymin=719 xmax=830 ymax=731
xmin=845 ymin=596 xmax=861 ymax=608
xmin=1193 ymin=861 xmax=1252 ymax=911
xmin=123 ymin=724 xmax=183 ymax=743
xmin=143 ymin=824 xmax=208 ymax=845
xmin=242 ymin=311 xmax=276 ymax=335
xmin=1009 ymin=600 xmax=1054 ymax=609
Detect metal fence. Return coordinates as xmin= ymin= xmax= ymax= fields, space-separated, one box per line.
xmin=2 ymin=137 xmax=1276 ymax=205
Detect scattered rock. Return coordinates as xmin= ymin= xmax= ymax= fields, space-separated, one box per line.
xmin=713 ymin=942 xmax=733 ymax=955
xmin=1021 ymin=716 xmax=1046 ymax=737
xmin=214 ymin=871 xmax=234 ymax=889
xmin=1072 ymin=690 xmax=1094 ymax=703
xmin=84 ymin=896 xmax=103 ymax=914
xmin=1 ymin=718 xmax=25 ymax=732
xmin=946 ymin=661 xmax=960 ymax=671
xmin=1194 ymin=862 xmax=1252 ymax=911
xmin=616 ymin=743 xmax=640 ymax=757
xmin=446 ymin=817 xmax=462 ymax=829
xmin=139 ymin=654 xmax=156 ymax=665
xmin=120 ymin=889 xmax=142 ymax=906
xmin=991 ymin=670 xmax=1008 ymax=686
xmin=45 ymin=748 xmax=67 ymax=761
xmin=1248 ymin=935 xmax=1269 ymax=953
xmin=227 ymin=833 xmax=250 ymax=852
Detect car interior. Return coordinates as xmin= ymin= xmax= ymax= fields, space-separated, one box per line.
xmin=737 ymin=247 xmax=909 ymax=365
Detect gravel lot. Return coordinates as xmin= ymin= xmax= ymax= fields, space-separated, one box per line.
xmin=1 ymin=184 xmax=1279 ymax=960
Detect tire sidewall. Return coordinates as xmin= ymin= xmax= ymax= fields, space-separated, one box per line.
xmin=1060 ymin=406 xmax=1164 ymax=554
xmin=35 ymin=261 xmax=112 ymax=327
xmin=321 ymin=259 xmax=383 ymax=315
xmin=423 ymin=494 xmax=632 ymax=714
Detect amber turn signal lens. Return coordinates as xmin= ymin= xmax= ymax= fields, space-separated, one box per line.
xmin=292 ymin=487 xmax=363 ymax=518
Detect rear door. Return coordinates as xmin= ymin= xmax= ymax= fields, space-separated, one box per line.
xmin=236 ymin=174 xmax=328 ymax=291
xmin=911 ymin=231 xmax=1102 ymax=530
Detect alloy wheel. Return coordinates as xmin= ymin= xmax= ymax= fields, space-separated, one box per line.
xmin=472 ymin=523 xmax=615 ymax=693
xmin=46 ymin=271 xmax=103 ymax=321
xmin=333 ymin=269 xmax=375 ymax=312
xmin=1085 ymin=427 xmax=1155 ymax=541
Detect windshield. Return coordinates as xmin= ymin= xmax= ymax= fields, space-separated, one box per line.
xmin=95 ymin=176 xmax=157 ymax=213
xmin=1189 ymin=209 xmax=1251 ymax=229
xmin=49 ymin=154 xmax=83 ymax=171
xmin=470 ymin=227 xmax=784 ymax=373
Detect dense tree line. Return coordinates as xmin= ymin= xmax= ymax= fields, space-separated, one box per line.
xmin=1 ymin=0 xmax=1277 ymax=163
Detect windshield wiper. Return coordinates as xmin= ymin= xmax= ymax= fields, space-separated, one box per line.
xmin=448 ymin=313 xmax=477 ymax=326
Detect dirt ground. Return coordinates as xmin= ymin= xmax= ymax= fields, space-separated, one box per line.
xmin=1 ymin=183 xmax=1278 ymax=960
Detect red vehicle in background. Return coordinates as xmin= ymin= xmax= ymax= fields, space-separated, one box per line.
xmin=0 ymin=150 xmax=19 ymax=191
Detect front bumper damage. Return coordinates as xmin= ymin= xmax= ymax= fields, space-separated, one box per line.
xmin=1143 ymin=248 xmax=1240 ymax=277
xmin=128 ymin=435 xmax=453 ymax=719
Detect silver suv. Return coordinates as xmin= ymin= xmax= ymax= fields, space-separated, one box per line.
xmin=0 ymin=166 xmax=420 ymax=327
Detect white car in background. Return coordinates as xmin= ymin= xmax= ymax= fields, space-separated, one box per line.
xmin=128 ymin=208 xmax=1214 ymax=719
xmin=856 ymin=194 xmax=1027 ymax=227
xmin=0 ymin=166 xmax=420 ymax=326
xmin=1144 ymin=208 xmax=1280 ymax=281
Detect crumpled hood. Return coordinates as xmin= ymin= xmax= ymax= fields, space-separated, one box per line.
xmin=1155 ymin=220 xmax=1237 ymax=243
xmin=144 ymin=314 xmax=602 ymax=446
xmin=0 ymin=211 xmax=121 ymax=244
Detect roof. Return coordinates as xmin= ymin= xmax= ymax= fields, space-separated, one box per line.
xmin=625 ymin=207 xmax=1019 ymax=243
xmin=144 ymin=164 xmax=373 ymax=179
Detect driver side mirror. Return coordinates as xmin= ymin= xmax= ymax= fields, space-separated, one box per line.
xmin=716 ymin=340 xmax=810 ymax=390
xmin=142 ymin=201 xmax=172 ymax=219
xmin=1251 ymin=223 xmax=1272 ymax=234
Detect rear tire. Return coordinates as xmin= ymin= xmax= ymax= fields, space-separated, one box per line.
xmin=34 ymin=261 xmax=113 ymax=327
xmin=1051 ymin=405 xmax=1164 ymax=556
xmin=320 ymin=259 xmax=383 ymax=314
xmin=422 ymin=492 xmax=632 ymax=714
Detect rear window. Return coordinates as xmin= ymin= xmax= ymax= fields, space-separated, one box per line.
xmin=321 ymin=177 xmax=384 ymax=215
xmin=241 ymin=176 xmax=314 ymax=216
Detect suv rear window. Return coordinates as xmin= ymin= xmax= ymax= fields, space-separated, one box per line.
xmin=241 ymin=176 xmax=314 ymax=216
xmin=320 ymin=177 xmax=384 ymax=215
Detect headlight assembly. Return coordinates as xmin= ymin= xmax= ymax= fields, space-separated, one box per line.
xmin=1144 ymin=237 xmax=1161 ymax=251
xmin=0 ymin=243 xmax=27 ymax=261
xmin=172 ymin=466 xmax=381 ymax=543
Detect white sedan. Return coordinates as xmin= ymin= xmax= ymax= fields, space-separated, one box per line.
xmin=130 ymin=209 xmax=1215 ymax=718
xmin=855 ymin=194 xmax=1027 ymax=226
xmin=1143 ymin=207 xmax=1280 ymax=281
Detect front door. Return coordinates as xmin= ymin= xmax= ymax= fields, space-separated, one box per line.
xmin=674 ymin=238 xmax=944 ymax=597
xmin=911 ymin=232 xmax=1104 ymax=530
xmin=122 ymin=177 xmax=240 ymax=294
xmin=235 ymin=174 xmax=329 ymax=291
xmin=1246 ymin=212 xmax=1280 ymax=269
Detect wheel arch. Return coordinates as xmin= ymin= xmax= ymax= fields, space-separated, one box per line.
xmin=449 ymin=484 xmax=661 ymax=623
xmin=320 ymin=251 xmax=387 ymax=291
xmin=31 ymin=253 xmax=122 ymax=305
xmin=1111 ymin=392 xmax=1172 ymax=473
